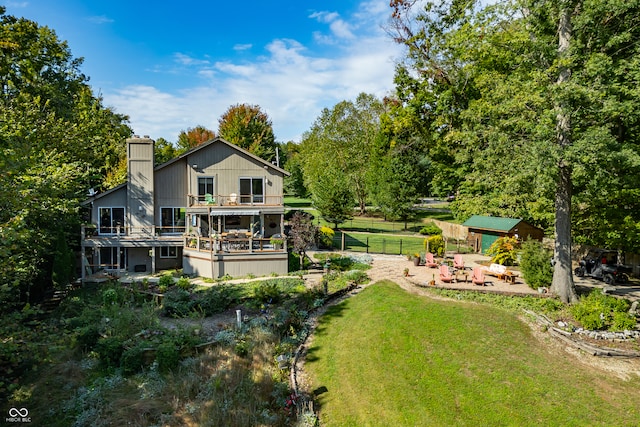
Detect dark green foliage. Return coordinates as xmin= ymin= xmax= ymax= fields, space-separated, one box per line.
xmin=120 ymin=344 xmax=146 ymax=375
xmin=76 ymin=325 xmax=100 ymax=352
xmin=156 ymin=341 xmax=180 ymax=373
xmin=51 ymin=230 xmax=74 ymax=289
xmin=311 ymin=171 xmax=354 ymax=228
xmin=254 ymin=282 xmax=281 ymax=304
xmin=519 ymin=240 xmax=553 ymax=289
xmin=193 ymin=285 xmax=238 ymax=316
xmin=570 ymin=291 xmax=632 ymax=331
xmin=162 ymin=288 xmax=192 ymax=318
xmin=95 ymin=337 xmax=124 ymax=370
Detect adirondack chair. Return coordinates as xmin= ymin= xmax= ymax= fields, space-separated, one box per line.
xmin=472 ymin=267 xmax=486 ymax=286
xmin=425 ymin=252 xmax=439 ymax=268
xmin=439 ymin=264 xmax=454 ymax=283
xmin=204 ymin=193 xmax=216 ymax=205
xmin=453 ymin=254 xmax=465 ymax=270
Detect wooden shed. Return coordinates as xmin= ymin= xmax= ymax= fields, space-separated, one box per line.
xmin=463 ymin=215 xmax=544 ymax=254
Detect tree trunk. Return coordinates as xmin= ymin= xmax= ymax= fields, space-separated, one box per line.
xmin=551 ymin=4 xmax=578 ymax=303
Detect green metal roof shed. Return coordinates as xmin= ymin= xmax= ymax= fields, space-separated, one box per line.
xmin=463 ymin=215 xmax=544 ymax=254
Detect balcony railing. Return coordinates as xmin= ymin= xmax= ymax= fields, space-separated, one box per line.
xmin=184 ymin=235 xmax=286 ymax=254
xmin=188 ymin=194 xmax=284 ymax=207
xmin=82 ymin=225 xmax=186 ymax=239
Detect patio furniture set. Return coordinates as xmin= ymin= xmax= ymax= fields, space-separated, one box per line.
xmin=423 ymin=253 xmax=519 ymax=286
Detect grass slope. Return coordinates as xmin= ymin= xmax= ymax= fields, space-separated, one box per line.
xmin=305 ymin=281 xmax=640 ymax=426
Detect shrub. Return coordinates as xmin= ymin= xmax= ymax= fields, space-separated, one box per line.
xmin=318 ymin=226 xmax=334 ymax=248
xmin=424 ymin=235 xmax=445 ymax=256
xmin=570 ymin=291 xmax=632 ymax=331
xmin=162 ymin=287 xmax=193 ymax=318
xmin=343 ymin=270 xmax=369 ymax=285
xmin=158 ymin=273 xmax=175 ymax=289
xmin=76 ymin=325 xmax=100 ymax=352
xmin=254 ymin=282 xmax=281 ymax=304
xmin=419 ymin=222 xmax=442 ymax=236
xmin=156 ymin=341 xmax=180 ymax=373
xmin=486 ymin=236 xmax=520 ymax=266
xmin=519 ymin=239 xmax=553 ymax=289
xmin=102 ymin=288 xmax=119 ymax=306
xmin=176 ymin=277 xmax=191 ymax=290
xmin=612 ymin=311 xmax=637 ymax=331
xmin=121 ymin=344 xmax=146 ymax=375
xmin=194 ymin=285 xmax=238 ymax=316
xmin=95 ymin=336 xmax=124 ymax=369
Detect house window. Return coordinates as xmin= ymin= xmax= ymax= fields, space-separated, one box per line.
xmin=99 ymin=207 xmax=125 ymax=235
xmin=239 ymin=177 xmax=264 ymax=204
xmin=160 ymin=246 xmax=177 ymax=258
xmin=99 ymin=247 xmax=127 ymax=269
xmin=198 ymin=177 xmax=215 ymax=199
xmin=160 ymin=207 xmax=185 ymax=233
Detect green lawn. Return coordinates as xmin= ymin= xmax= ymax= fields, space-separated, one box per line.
xmin=305 ymin=281 xmax=640 ymax=426
xmin=283 ymin=197 xmax=456 ymax=233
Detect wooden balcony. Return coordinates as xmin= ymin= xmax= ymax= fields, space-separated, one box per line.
xmin=184 ymin=234 xmax=286 ymax=254
xmin=81 ymin=225 xmax=186 ymax=242
xmin=188 ymin=193 xmax=284 ymax=207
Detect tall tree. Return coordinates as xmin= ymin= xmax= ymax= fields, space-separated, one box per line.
xmin=300 ymin=93 xmax=385 ymax=214
xmin=389 ymin=0 xmax=640 ymax=302
xmin=0 ymin=8 xmax=131 ymax=307
xmin=218 ymin=104 xmax=277 ymax=161
xmin=311 ymin=170 xmax=354 ymax=229
xmin=154 ymin=137 xmax=178 ymax=165
xmin=176 ymin=125 xmax=215 ymax=153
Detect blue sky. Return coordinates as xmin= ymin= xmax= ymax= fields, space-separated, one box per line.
xmin=7 ymin=0 xmax=403 ymax=142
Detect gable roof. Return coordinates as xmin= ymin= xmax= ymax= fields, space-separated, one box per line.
xmin=82 ymin=137 xmax=289 ymax=205
xmin=462 ymin=215 xmax=522 ymax=232
xmin=157 ymin=137 xmax=290 ymax=176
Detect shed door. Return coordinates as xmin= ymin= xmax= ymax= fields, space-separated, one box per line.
xmin=481 ymin=233 xmax=499 ymax=254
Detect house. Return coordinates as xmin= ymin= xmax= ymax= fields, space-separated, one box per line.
xmin=462 ymin=215 xmax=544 ymax=254
xmin=81 ymin=135 xmax=290 ymax=281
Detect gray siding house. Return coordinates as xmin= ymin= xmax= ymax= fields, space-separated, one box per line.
xmin=81 ymin=136 xmax=289 ymax=281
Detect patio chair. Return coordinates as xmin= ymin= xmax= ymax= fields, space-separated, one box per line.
xmin=425 ymin=252 xmax=439 ymax=268
xmin=453 ymin=254 xmax=465 ymax=270
xmin=439 ymin=264 xmax=454 ymax=283
xmin=204 ymin=193 xmax=216 ymax=205
xmin=471 ymin=267 xmax=486 ymax=286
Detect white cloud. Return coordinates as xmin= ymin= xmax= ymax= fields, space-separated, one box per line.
xmin=103 ymin=1 xmax=402 ymax=143
xmin=6 ymin=1 xmax=28 ymax=8
xmin=174 ymin=53 xmax=210 ymax=66
xmin=309 ymin=10 xmax=355 ymax=41
xmin=87 ymin=15 xmax=114 ymax=24
xmin=233 ymin=43 xmax=253 ymax=51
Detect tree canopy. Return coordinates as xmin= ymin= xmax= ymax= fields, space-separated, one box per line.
xmin=0 ymin=7 xmax=131 ymax=307
xmin=218 ymin=104 xmax=277 ymax=162
xmin=389 ymin=0 xmax=640 ymax=301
